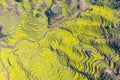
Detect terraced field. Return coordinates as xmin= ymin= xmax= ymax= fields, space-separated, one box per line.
xmin=0 ymin=0 xmax=120 ymax=80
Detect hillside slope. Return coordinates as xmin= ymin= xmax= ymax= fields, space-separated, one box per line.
xmin=0 ymin=0 xmax=120 ymax=80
